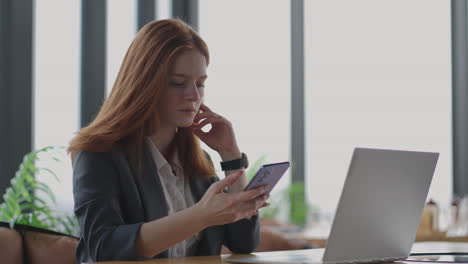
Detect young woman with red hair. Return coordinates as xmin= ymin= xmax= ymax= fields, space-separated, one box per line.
xmin=69 ymin=19 xmax=269 ymax=262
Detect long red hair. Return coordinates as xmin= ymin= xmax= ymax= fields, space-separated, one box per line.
xmin=68 ymin=19 xmax=215 ymax=179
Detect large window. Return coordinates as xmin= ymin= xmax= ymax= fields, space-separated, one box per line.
xmin=199 ymin=0 xmax=292 ymax=193
xmin=30 ymin=1 xmax=453 ymax=223
xmin=305 ymin=0 xmax=452 ymax=222
xmin=33 ymin=1 xmax=81 ymax=213
xmin=106 ymin=0 xmax=137 ymax=95
xmin=156 ymin=0 xmax=172 ymax=20
xmin=106 ymin=0 xmax=172 ymax=95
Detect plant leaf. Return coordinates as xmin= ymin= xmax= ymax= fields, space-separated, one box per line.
xmin=1 ymin=145 xmax=67 ymax=232
xmin=0 ymin=207 xmax=12 ymax=220
xmin=38 ymin=167 xmax=60 ymax=182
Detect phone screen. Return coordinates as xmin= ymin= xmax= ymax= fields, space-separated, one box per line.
xmin=243 ymin=161 xmax=290 ymax=194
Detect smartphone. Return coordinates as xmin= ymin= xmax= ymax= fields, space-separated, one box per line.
xmin=243 ymin=161 xmax=291 ymax=194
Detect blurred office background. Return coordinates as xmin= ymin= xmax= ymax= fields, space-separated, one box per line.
xmin=1 ymin=0 xmax=466 ymax=233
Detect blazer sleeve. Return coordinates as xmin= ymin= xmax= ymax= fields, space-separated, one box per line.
xmin=203 ymin=151 xmax=261 ymax=253
xmin=224 ymin=215 xmax=261 ymax=253
xmin=211 ymin=176 xmax=261 ymax=254
xmin=73 ymin=150 xmax=144 ymax=261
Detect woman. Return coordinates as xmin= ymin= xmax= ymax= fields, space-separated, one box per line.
xmin=68 ymin=19 xmax=269 ymax=262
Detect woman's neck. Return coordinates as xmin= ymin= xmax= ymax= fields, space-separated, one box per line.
xmin=150 ymin=125 xmax=177 ymax=158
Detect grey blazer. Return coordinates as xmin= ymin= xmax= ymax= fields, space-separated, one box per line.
xmin=72 ymin=144 xmax=260 ymax=262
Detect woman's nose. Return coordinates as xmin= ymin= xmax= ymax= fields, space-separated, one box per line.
xmin=184 ymin=81 xmax=201 ymax=101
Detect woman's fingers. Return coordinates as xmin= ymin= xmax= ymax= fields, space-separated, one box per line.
xmin=206 ymin=181 xmax=270 ymax=223
xmin=219 ymin=193 xmax=270 ymax=223
xmin=237 ymin=196 xmax=269 ymax=219
xmin=208 ymin=171 xmax=242 ymax=194
xmin=193 ymin=112 xmax=210 ymax=123
xmin=238 ymin=193 xmax=269 ymax=211
xmin=192 ymin=116 xmax=225 ymax=131
xmin=255 ymin=194 xmax=269 ymax=209
xmin=234 ymin=186 xmax=268 ymax=203
xmin=199 ymin=103 xmax=212 ymax=112
xmin=193 ymin=111 xmax=219 ymax=123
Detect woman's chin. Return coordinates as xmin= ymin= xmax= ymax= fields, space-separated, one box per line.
xmin=177 ymin=121 xmax=195 ymax=128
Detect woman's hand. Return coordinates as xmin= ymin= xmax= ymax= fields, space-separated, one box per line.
xmin=194 ymin=171 xmax=270 ymax=227
xmin=191 ymin=104 xmax=240 ymax=156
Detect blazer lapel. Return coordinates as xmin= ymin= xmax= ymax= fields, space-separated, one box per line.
xmin=188 ymin=177 xmax=205 ymax=203
xmin=111 ymin=144 xmax=170 ymax=258
xmin=110 ymin=149 xmax=145 ymax=221
xmin=137 ymin=143 xmax=169 ymax=221
xmin=188 ymin=176 xmax=225 ymax=256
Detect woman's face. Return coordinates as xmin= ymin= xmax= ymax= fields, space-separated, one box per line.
xmin=159 ymin=49 xmax=207 ymax=129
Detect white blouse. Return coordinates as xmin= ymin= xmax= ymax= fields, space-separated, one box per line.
xmin=146 ymin=138 xmax=200 ymax=257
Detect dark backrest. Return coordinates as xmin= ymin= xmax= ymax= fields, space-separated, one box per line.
xmin=0 ymin=222 xmax=78 ymax=264
xmin=0 ymin=226 xmax=23 ymax=264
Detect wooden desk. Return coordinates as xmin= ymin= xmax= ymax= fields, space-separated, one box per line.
xmin=87 ymin=242 xmax=468 ymax=264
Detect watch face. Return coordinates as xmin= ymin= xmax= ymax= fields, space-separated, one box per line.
xmin=242 ymin=153 xmax=249 ymax=168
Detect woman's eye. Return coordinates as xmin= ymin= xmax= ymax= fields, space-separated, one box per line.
xmin=197 ymin=83 xmax=205 ymax=89
xmin=171 ymin=81 xmax=185 ymax=87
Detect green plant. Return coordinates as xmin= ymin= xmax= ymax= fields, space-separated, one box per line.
xmin=260 ymin=187 xmax=289 ymax=220
xmin=0 ymin=146 xmax=79 ymax=236
xmin=245 ymin=155 xmax=279 ymax=219
xmin=289 ymin=181 xmax=308 ymax=226
xmin=246 ymin=155 xmax=268 ymax=181
xmin=245 ymin=156 xmax=290 ymax=221
xmin=246 ymin=157 xmax=309 ymax=225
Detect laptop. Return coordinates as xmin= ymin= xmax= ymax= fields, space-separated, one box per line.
xmin=226 ymin=148 xmax=439 ymax=264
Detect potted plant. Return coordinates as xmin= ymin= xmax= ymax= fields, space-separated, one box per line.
xmin=0 ymin=146 xmax=78 ymax=236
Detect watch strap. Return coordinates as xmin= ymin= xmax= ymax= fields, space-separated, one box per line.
xmin=220 ymin=152 xmax=249 ymax=171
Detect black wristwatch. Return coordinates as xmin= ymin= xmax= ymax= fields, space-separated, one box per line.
xmin=220 ymin=152 xmax=249 ymax=171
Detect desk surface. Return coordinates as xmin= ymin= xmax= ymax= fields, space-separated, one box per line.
xmin=87 ymin=242 xmax=468 ymax=264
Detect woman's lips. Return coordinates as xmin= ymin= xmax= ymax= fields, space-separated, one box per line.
xmin=180 ymin=109 xmax=196 ymax=113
